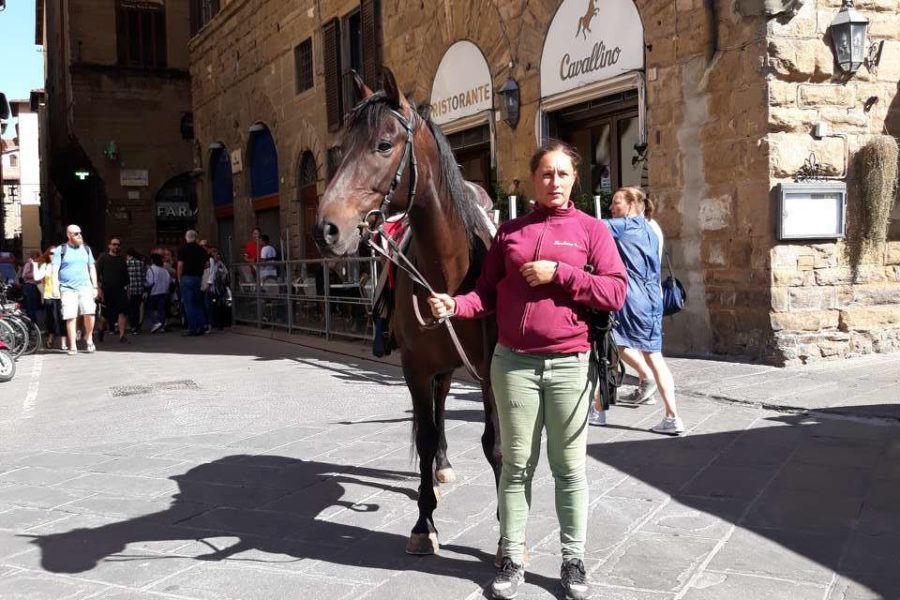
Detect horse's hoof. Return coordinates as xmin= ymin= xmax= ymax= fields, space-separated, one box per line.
xmin=406 ymin=532 xmax=440 ymax=555
xmin=434 ymin=467 xmax=456 ymax=483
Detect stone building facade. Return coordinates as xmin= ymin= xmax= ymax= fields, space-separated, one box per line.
xmin=189 ymin=0 xmax=899 ymax=365
xmin=39 ymin=0 xmax=196 ymax=252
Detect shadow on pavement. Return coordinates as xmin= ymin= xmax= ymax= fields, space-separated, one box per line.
xmin=588 ymin=411 xmax=900 ymax=597
xmin=25 ymin=456 xmax=558 ymax=597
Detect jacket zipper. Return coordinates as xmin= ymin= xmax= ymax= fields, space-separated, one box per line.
xmin=519 ymin=217 xmax=551 ymax=339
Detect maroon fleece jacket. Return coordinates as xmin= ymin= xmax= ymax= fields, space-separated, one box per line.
xmin=454 ymin=202 xmax=627 ymax=354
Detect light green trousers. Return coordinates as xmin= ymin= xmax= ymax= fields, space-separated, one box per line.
xmin=491 ymin=344 xmax=593 ymax=563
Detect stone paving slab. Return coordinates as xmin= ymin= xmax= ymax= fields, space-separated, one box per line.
xmin=0 ymin=332 xmax=898 ymax=599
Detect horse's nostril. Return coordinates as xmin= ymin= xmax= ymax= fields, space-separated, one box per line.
xmin=315 ymin=220 xmax=340 ymax=247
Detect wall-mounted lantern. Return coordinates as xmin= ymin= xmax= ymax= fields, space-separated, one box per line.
xmin=829 ymin=0 xmax=883 ymax=75
xmin=497 ymin=79 xmax=520 ymax=129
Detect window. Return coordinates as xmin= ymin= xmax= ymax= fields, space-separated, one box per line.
xmin=9 ymin=155 xmax=17 ymax=168
xmin=323 ymin=0 xmax=382 ymax=130
xmin=117 ymin=1 xmax=166 ymax=68
xmin=294 ymin=38 xmax=314 ymax=94
xmin=190 ymin=0 xmax=220 ymax=36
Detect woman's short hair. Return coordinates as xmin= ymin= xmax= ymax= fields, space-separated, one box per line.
xmin=528 ymin=139 xmax=581 ymax=176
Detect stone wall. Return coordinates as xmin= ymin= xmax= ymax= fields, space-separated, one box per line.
xmin=765 ymin=0 xmax=900 ymax=364
xmin=190 ymin=0 xmax=779 ymax=360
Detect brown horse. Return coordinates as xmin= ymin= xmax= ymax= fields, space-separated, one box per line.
xmin=314 ymin=68 xmax=501 ymax=555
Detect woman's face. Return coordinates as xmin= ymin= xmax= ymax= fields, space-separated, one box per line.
xmin=531 ymin=150 xmax=576 ymax=209
xmin=610 ymin=192 xmax=632 ymax=218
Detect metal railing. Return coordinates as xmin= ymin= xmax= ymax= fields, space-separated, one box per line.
xmin=231 ymin=256 xmax=378 ymax=341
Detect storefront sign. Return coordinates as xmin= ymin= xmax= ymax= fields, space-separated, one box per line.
xmin=156 ymin=201 xmax=198 ymax=220
xmin=430 ymin=41 xmax=493 ymax=126
xmin=540 ymin=0 xmax=644 ymax=98
xmin=120 ymin=169 xmax=149 ymax=187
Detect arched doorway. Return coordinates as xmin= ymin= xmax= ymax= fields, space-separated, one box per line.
xmin=155 ymin=173 xmax=197 ymax=248
xmin=210 ymin=145 xmax=234 ymax=261
xmin=298 ymin=151 xmax=319 ymax=259
xmin=248 ymin=124 xmax=281 ymax=243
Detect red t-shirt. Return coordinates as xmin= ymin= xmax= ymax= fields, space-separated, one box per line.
xmin=244 ymin=240 xmax=260 ymax=262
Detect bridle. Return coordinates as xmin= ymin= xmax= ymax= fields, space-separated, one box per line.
xmin=357 ymin=106 xmax=483 ymax=381
xmin=362 ymin=108 xmax=418 ymax=230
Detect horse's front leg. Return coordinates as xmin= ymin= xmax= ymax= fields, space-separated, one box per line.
xmin=433 ymin=371 xmax=456 ymax=484
xmin=405 ymin=366 xmax=441 ymax=555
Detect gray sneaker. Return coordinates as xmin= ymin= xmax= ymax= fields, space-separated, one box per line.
xmin=561 ymin=558 xmax=589 ymax=599
xmin=651 ymin=416 xmax=685 ymax=436
xmin=587 ymin=405 xmax=607 ymax=427
xmin=491 ymin=557 xmax=525 ymax=599
xmin=624 ymin=379 xmax=657 ymax=405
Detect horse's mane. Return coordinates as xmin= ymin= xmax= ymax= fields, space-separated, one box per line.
xmin=344 ymin=92 xmax=489 ymax=243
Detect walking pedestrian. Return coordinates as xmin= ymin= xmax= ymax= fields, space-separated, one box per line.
xmin=125 ymin=248 xmax=146 ymax=334
xmin=258 ymin=234 xmax=278 ymax=282
xmin=51 ymin=225 xmax=99 ymax=355
xmin=20 ymin=251 xmax=42 ymax=324
xmin=145 ymin=253 xmax=171 ymax=333
xmin=203 ymin=246 xmax=230 ymax=330
xmin=428 ymin=140 xmax=627 ymax=600
xmin=177 ymin=230 xmax=209 ymax=336
xmin=588 ymin=187 xmax=684 ymax=436
xmin=35 ymin=247 xmax=63 ymax=349
xmin=95 ymin=237 xmax=130 ymax=343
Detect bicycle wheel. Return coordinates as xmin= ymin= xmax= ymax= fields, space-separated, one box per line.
xmin=2 ymin=316 xmax=28 ymax=358
xmin=18 ymin=314 xmax=41 ymax=355
xmin=0 ymin=348 xmax=15 ymax=382
xmin=0 ymin=319 xmax=16 ymax=356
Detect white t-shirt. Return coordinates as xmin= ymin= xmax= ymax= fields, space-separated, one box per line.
xmin=259 ymin=244 xmax=278 ymax=280
xmin=648 ymin=219 xmax=664 ymax=261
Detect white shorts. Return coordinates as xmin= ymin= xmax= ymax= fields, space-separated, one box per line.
xmin=61 ymin=287 xmax=97 ymax=320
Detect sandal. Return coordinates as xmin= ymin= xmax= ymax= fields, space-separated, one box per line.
xmin=67 ymin=348 xmax=77 ymax=356
xmin=86 ymin=343 xmax=96 ymax=353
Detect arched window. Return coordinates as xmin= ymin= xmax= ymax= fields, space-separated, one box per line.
xmin=210 ymin=146 xmax=233 ymax=211
xmin=248 ymin=125 xmax=279 ymax=201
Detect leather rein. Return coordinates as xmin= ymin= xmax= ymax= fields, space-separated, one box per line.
xmin=357 ymin=108 xmax=484 ymax=382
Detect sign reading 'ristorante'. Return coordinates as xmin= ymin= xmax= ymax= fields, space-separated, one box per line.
xmin=430 ymin=41 xmax=493 ymax=126
xmin=541 ymin=0 xmax=644 ymax=98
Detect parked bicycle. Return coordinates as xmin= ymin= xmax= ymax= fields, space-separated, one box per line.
xmin=0 ymin=283 xmax=41 ymax=358
xmin=0 ymin=339 xmax=14 ymax=382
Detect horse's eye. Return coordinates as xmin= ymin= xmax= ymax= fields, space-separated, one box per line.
xmin=376 ymin=141 xmax=393 ymax=154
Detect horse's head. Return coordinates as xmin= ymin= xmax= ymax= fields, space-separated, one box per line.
xmin=314 ymin=67 xmax=418 ymax=257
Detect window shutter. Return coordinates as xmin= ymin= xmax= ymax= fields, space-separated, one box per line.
xmin=323 ymin=19 xmax=342 ymax=131
xmin=361 ymin=0 xmax=381 ymax=89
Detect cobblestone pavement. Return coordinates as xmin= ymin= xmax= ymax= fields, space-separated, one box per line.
xmin=0 ymin=332 xmax=898 ymax=599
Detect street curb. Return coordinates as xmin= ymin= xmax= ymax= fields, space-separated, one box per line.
xmin=233 ymin=326 xmax=900 ymax=425
xmin=681 ymin=390 xmax=900 ymax=426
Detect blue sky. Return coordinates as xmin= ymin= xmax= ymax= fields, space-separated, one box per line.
xmin=1 ymin=1 xmax=44 ymax=137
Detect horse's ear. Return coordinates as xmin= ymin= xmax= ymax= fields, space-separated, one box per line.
xmin=381 ymin=66 xmax=409 ymax=110
xmin=351 ymin=70 xmax=374 ymax=102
